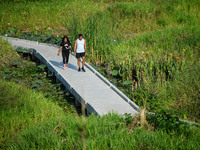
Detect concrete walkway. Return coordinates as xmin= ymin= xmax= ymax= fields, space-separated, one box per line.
xmin=3 ymin=37 xmax=139 ymax=116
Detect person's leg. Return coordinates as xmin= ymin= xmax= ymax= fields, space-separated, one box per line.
xmin=66 ymin=50 xmax=69 ymax=67
xmin=78 ymin=58 xmax=81 ymax=71
xmin=78 ymin=58 xmax=81 ymax=68
xmin=62 ymin=51 xmax=66 ymax=68
xmin=76 ymin=53 xmax=81 ymax=71
xmin=81 ymin=52 xmax=86 ymax=72
xmin=82 ymin=56 xmax=85 ymax=67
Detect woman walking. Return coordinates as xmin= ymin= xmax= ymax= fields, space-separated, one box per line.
xmin=57 ymin=36 xmax=72 ymax=69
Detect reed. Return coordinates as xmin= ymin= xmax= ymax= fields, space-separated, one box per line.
xmin=1 ymin=0 xmax=200 ymax=122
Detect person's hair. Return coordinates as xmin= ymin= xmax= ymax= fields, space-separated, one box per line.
xmin=62 ymin=36 xmax=70 ymax=43
xmin=79 ymin=34 xmax=83 ymax=37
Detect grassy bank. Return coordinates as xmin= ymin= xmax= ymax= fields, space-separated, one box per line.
xmin=1 ymin=80 xmax=200 ymax=149
xmin=107 ymin=26 xmax=200 ymax=122
xmin=0 ymin=80 xmax=65 ymax=148
xmin=0 ymin=37 xmax=75 ymax=113
xmin=1 ymin=0 xmax=200 ymax=38
xmin=0 ymin=33 xmax=200 ymax=149
xmin=0 ymin=0 xmax=200 ymax=122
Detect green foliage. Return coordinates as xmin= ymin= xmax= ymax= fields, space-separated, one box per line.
xmin=1 ymin=52 xmax=74 ymax=114
xmin=0 ymin=37 xmax=20 ymax=69
xmin=0 ymin=38 xmax=200 ymax=149
xmin=1 ymin=71 xmax=200 ymax=149
xmin=110 ymin=70 xmax=118 ymax=76
xmin=115 ymin=2 xmax=155 ymax=16
xmin=0 ymin=0 xmax=51 ymax=2
xmin=16 ymin=47 xmax=33 ymax=53
xmin=0 ymin=80 xmax=65 ymax=148
xmin=2 ymin=107 xmax=200 ymax=149
xmin=147 ymin=110 xmax=191 ymax=134
xmin=123 ymin=80 xmax=132 ymax=85
xmin=0 ymin=0 xmax=200 ymax=123
xmin=103 ymin=26 xmax=200 ymax=122
xmin=168 ymin=66 xmax=200 ymax=122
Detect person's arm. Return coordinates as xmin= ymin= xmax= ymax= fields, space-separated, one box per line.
xmin=74 ymin=40 xmax=77 ymax=55
xmin=57 ymin=46 xmax=62 ymax=56
xmin=68 ymin=42 xmax=72 ymax=54
xmin=69 ymin=45 xmax=72 ymax=54
xmin=84 ymin=40 xmax=87 ymax=55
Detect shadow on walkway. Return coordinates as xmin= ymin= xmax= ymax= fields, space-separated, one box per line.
xmin=49 ymin=60 xmax=78 ymax=71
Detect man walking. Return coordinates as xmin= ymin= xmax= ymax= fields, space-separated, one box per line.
xmin=74 ymin=34 xmax=87 ymax=72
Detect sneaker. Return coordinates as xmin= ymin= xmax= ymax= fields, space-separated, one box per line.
xmin=82 ymin=67 xmax=86 ymax=72
xmin=64 ymin=66 xmax=66 ymax=69
xmin=66 ymin=64 xmax=68 ymax=68
xmin=78 ymin=68 xmax=81 ymax=72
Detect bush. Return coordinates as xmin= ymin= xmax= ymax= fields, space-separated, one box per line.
xmin=0 ymin=37 xmax=19 ymax=69
xmin=0 ymin=80 xmax=64 ymax=148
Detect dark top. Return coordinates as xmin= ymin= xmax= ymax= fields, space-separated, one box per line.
xmin=60 ymin=42 xmax=71 ymax=51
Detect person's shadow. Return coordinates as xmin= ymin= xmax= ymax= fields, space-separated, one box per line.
xmin=49 ymin=60 xmax=78 ymax=70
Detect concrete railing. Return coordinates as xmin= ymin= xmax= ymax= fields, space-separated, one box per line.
xmin=84 ymin=61 xmax=140 ymax=112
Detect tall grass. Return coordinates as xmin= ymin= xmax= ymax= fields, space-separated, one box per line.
xmin=1 ymin=0 xmax=199 ymax=37
xmin=106 ymin=26 xmax=200 ymax=122
xmin=0 ymin=82 xmax=199 ymax=150
xmin=0 ymin=0 xmax=103 ymax=35
xmin=10 ymin=114 xmax=200 ymax=150
xmin=0 ymin=37 xmax=20 ymax=69
xmin=0 ymin=80 xmax=65 ymax=148
xmin=1 ymin=0 xmax=200 ymax=122
xmin=0 ymin=80 xmax=199 ymax=149
xmin=109 ymin=26 xmax=200 ymax=80
xmin=0 ymin=36 xmax=200 ymax=149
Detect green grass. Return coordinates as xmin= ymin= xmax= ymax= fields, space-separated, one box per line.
xmin=0 ymin=80 xmax=200 ymax=149
xmin=97 ymin=26 xmax=200 ymax=122
xmin=1 ymin=0 xmax=199 ymax=37
xmin=0 ymin=37 xmax=20 ymax=69
xmin=0 ymin=35 xmax=200 ymax=149
xmin=0 ymin=0 xmax=200 ymax=131
xmin=0 ymin=80 xmax=65 ymax=148
xmin=0 ymin=37 xmax=75 ymax=113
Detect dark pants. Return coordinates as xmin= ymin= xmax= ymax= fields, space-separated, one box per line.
xmin=62 ymin=50 xmax=69 ymax=64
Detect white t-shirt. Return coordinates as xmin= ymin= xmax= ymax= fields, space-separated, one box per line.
xmin=76 ymin=39 xmax=85 ymax=53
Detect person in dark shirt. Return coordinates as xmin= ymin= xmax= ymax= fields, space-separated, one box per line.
xmin=57 ymin=36 xmax=72 ymax=69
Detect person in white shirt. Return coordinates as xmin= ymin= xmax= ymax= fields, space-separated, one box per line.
xmin=74 ymin=34 xmax=87 ymax=72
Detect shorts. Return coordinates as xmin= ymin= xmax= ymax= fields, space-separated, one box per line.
xmin=76 ymin=52 xmax=85 ymax=59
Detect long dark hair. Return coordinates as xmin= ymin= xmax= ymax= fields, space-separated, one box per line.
xmin=62 ymin=36 xmax=70 ymax=43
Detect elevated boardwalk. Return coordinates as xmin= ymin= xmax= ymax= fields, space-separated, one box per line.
xmin=3 ymin=37 xmax=140 ymax=116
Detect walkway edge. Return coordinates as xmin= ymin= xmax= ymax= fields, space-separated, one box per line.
xmin=84 ymin=61 xmax=140 ymax=112
xmin=32 ymin=49 xmax=103 ymax=115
